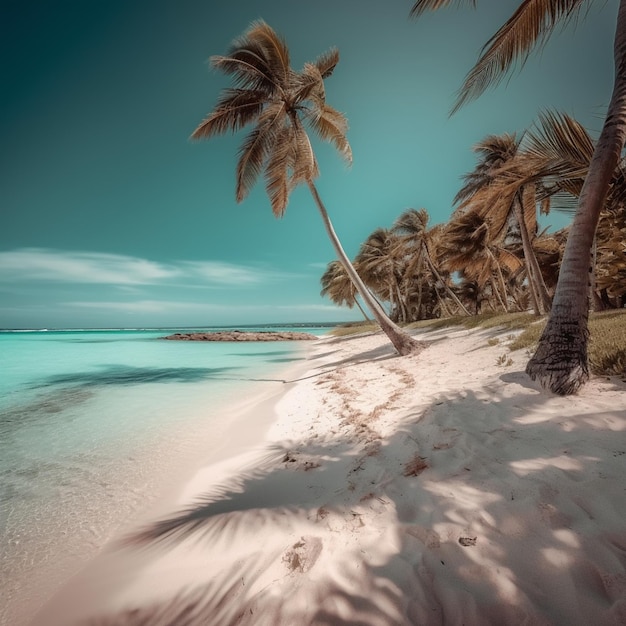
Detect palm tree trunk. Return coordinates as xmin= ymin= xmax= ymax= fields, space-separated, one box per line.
xmin=486 ymin=249 xmax=509 ymax=311
xmin=422 ymin=244 xmax=471 ymax=316
xmin=307 ymin=181 xmax=421 ymax=355
xmin=513 ymin=190 xmax=551 ymax=314
xmin=590 ymin=240 xmax=604 ymax=312
xmin=394 ymin=281 xmax=408 ymax=323
xmin=434 ymin=284 xmax=452 ymax=317
xmin=525 ymin=264 xmax=542 ymax=316
xmin=354 ymin=296 xmax=372 ymax=322
xmin=527 ymin=0 xmax=626 ymax=394
xmin=490 ymin=274 xmax=507 ymax=311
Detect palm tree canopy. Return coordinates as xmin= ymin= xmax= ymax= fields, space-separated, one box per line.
xmin=411 ymin=0 xmax=590 ymax=113
xmin=191 ymin=20 xmax=352 ymax=216
xmin=454 ymin=133 xmax=520 ymax=206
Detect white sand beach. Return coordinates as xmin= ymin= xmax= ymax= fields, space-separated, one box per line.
xmin=29 ymin=325 xmax=626 ymax=625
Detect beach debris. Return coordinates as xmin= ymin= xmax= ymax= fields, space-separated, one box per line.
xmin=282 ymin=451 xmax=320 ymax=471
xmin=282 ymin=536 xmax=323 ymax=573
xmin=403 ymin=454 xmax=429 ymax=477
xmin=458 ymin=536 xmax=477 ymax=547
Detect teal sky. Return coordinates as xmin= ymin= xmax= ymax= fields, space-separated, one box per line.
xmin=0 ymin=0 xmax=617 ymax=329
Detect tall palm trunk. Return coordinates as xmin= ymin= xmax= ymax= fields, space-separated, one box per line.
xmin=354 ymin=296 xmax=372 ymax=322
xmin=489 ymin=274 xmax=507 ymax=311
xmin=422 ymin=243 xmax=471 ymax=316
xmin=513 ymin=190 xmax=551 ymax=315
xmin=307 ymin=181 xmax=421 ymax=355
xmin=485 ymin=249 xmax=509 ymax=311
xmin=527 ymin=0 xmax=626 ymax=394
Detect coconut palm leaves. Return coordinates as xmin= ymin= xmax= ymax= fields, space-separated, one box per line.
xmin=193 ymin=21 xmax=419 ymax=355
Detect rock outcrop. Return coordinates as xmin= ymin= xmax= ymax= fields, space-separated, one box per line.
xmin=162 ymin=330 xmax=318 ymax=342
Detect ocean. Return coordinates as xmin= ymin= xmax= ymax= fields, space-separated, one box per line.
xmin=0 ymin=325 xmax=330 ymax=625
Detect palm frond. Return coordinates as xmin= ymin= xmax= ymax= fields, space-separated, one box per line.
xmin=520 ymin=110 xmax=593 ymax=205
xmin=451 ymin=0 xmax=587 ymax=114
xmin=289 ymin=118 xmax=318 ymax=185
xmin=410 ymin=0 xmax=476 ymax=19
xmin=264 ymin=125 xmax=291 ymax=217
xmin=296 ymin=63 xmax=325 ymax=107
xmin=524 ymin=109 xmax=594 ymax=167
xmin=190 ymin=89 xmax=266 ymax=140
xmin=235 ymin=103 xmax=285 ymax=203
xmin=313 ymin=48 xmax=340 ymax=79
xmin=244 ymin=21 xmax=291 ymax=89
xmin=291 ymin=66 xmax=321 ymax=104
xmin=392 ymin=208 xmax=429 ymax=237
xmin=305 ymin=105 xmax=352 ymax=165
xmin=211 ymin=53 xmax=276 ymax=93
xmin=541 ymin=190 xmax=579 ymax=214
xmin=454 ymin=133 xmax=520 ymax=205
xmin=496 ymin=247 xmax=524 ymax=273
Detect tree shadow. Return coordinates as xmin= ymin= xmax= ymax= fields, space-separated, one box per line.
xmin=69 ymin=373 xmax=626 ymax=625
xmin=34 ymin=365 xmax=236 ymax=388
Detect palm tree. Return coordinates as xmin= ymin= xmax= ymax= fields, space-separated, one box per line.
xmin=392 ymin=208 xmax=471 ymax=316
xmin=192 ymin=21 xmax=419 ymax=355
xmin=411 ymin=0 xmax=626 ymax=394
xmin=454 ymin=134 xmax=552 ymax=315
xmin=440 ymin=211 xmax=523 ymax=311
xmin=320 ymin=260 xmax=371 ymax=321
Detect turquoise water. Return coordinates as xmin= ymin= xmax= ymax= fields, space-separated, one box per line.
xmin=0 ymin=326 xmax=328 ymax=625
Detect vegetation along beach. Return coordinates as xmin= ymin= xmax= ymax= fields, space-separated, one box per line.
xmin=2 ymin=0 xmax=625 ymax=624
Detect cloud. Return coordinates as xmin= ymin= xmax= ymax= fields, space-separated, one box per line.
xmin=0 ymin=248 xmax=298 ymax=287
xmin=67 ymin=300 xmax=223 ymax=313
xmin=0 ymin=249 xmax=179 ymax=285
xmin=180 ymin=261 xmax=290 ymax=285
xmin=65 ymin=301 xmax=342 ymax=314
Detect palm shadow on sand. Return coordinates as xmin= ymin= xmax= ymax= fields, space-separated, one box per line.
xmin=80 ymin=352 xmax=626 ymax=625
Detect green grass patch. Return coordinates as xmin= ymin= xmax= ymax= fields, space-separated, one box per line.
xmin=328 ymin=321 xmax=380 ymax=337
xmin=510 ymin=309 xmax=626 ymax=376
xmin=588 ymin=310 xmax=626 ymax=375
xmin=407 ymin=311 xmax=539 ymax=333
xmin=331 ymin=310 xmax=626 ymax=377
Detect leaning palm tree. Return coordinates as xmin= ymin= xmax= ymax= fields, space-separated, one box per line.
xmin=411 ymin=0 xmax=626 ymax=394
xmin=192 ymin=20 xmax=419 ymax=355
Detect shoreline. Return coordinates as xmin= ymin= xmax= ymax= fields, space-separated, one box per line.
xmin=28 ymin=327 xmax=626 ymax=624
xmin=2 ymin=340 xmax=317 ymax=626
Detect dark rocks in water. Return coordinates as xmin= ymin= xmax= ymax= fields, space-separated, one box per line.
xmin=161 ymin=330 xmax=318 ymax=342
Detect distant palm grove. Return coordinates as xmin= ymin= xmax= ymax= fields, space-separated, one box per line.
xmin=320 ymin=111 xmax=626 ymax=324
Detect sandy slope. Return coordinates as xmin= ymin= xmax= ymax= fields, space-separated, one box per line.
xmin=31 ymin=326 xmax=626 ymax=625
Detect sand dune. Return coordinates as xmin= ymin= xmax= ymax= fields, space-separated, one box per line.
xmin=31 ymin=325 xmax=626 ymax=625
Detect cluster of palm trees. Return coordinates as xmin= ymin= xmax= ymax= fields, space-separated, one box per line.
xmin=410 ymin=0 xmax=626 ymax=395
xmin=321 ymin=113 xmax=626 ymax=326
xmin=192 ymin=0 xmax=626 ymax=394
